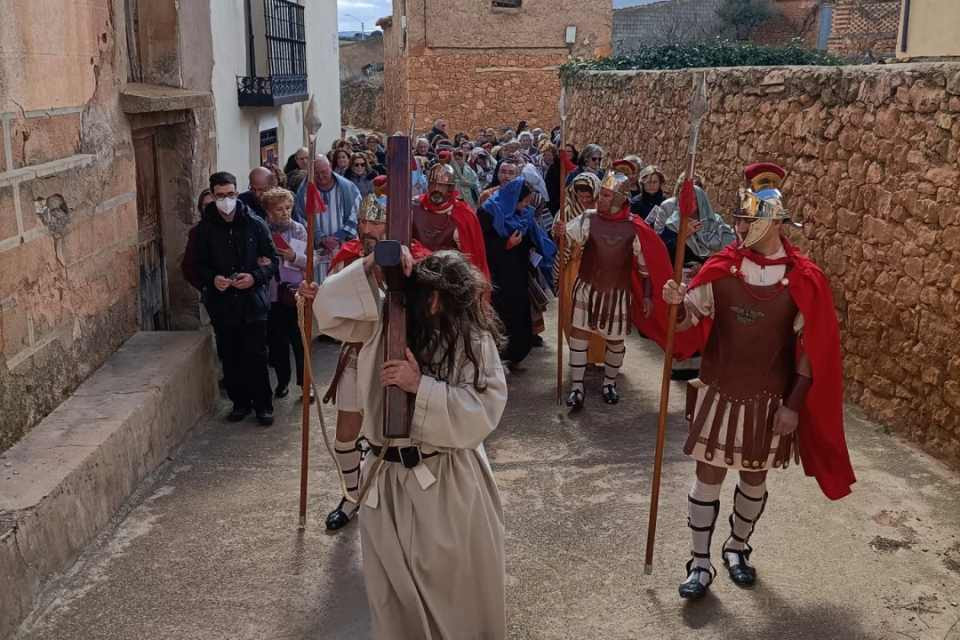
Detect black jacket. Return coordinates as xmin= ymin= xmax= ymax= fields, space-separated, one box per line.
xmin=238 ymin=190 xmax=267 ymax=220
xmin=193 ymin=201 xmax=278 ymax=325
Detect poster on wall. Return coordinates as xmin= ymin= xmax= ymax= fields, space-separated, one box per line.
xmin=260 ymin=128 xmax=279 ymax=166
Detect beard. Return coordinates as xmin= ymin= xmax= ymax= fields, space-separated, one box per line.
xmin=429 ymin=190 xmax=448 ymax=205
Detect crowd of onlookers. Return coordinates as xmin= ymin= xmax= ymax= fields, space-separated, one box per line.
xmin=181 ymin=116 xmax=718 ymax=424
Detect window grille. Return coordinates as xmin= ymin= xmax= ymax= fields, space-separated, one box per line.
xmin=237 ymin=0 xmax=309 ymax=107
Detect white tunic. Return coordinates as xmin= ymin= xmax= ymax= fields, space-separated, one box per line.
xmin=313 ymin=259 xmax=508 ymax=640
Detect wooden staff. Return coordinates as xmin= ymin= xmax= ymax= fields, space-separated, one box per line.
xmin=556 ymin=88 xmax=568 ymax=405
xmin=299 ymin=97 xmax=322 ymax=530
xmin=644 ymin=75 xmax=709 ymax=574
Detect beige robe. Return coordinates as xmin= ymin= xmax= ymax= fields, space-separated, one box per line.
xmin=313 ymin=259 xmax=508 ymax=640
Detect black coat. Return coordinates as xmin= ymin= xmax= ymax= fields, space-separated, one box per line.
xmin=239 ymin=191 xmax=267 ymax=220
xmin=193 ymin=201 xmax=278 ymax=325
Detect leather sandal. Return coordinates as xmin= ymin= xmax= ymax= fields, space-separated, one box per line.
xmin=325 ymin=498 xmax=358 ymax=531
xmin=602 ymin=384 xmax=620 ymax=405
xmin=566 ymin=389 xmax=585 ymax=409
xmin=679 ymin=558 xmax=716 ymax=600
xmin=721 ymin=543 xmax=757 ymax=587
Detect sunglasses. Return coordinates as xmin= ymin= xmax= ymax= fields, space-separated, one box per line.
xmin=353 ymin=162 xmax=367 ymax=167
xmin=590 ymin=157 xmax=602 ymax=162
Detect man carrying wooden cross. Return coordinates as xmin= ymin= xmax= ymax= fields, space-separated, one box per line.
xmin=298 ymin=138 xmax=508 ymax=638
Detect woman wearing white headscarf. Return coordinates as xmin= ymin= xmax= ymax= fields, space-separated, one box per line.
xmin=552 ymin=172 xmax=606 ymax=366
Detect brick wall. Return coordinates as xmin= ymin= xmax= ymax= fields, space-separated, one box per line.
xmin=381 ymin=0 xmax=612 ymax=136
xmin=752 ymin=0 xmax=821 ymax=47
xmin=828 ymin=0 xmax=902 ymax=59
xmin=564 ymin=63 xmax=960 ymax=463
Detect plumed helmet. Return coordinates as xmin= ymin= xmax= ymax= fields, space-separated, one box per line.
xmin=428 ymin=163 xmax=456 ymax=188
xmin=600 ymin=162 xmax=633 ymax=210
xmin=358 ymin=193 xmax=387 ymax=224
xmin=734 ymin=163 xmax=789 ymax=248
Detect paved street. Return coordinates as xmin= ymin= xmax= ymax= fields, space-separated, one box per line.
xmin=14 ymin=328 xmax=960 ymax=640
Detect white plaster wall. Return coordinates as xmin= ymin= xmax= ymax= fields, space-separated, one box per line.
xmin=210 ymin=0 xmax=341 ymax=183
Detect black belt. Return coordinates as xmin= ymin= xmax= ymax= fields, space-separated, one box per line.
xmin=369 ymin=444 xmax=440 ymax=469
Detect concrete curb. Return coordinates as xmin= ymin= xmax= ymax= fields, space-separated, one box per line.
xmin=0 ymin=332 xmax=217 ymax=639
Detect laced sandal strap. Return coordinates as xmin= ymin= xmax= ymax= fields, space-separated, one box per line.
xmin=684 ymin=558 xmax=717 ymax=584
xmin=721 ymin=540 xmax=754 ymax=562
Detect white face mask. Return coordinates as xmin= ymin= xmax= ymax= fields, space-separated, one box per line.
xmin=216 ymin=197 xmax=237 ymax=215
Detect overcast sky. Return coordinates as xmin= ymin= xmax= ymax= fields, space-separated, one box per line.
xmin=336 ymin=0 xmax=658 ymax=32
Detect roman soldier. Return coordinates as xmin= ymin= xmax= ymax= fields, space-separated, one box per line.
xmin=647 ymin=172 xmax=736 ymax=381
xmin=413 ymin=162 xmax=490 ymax=280
xmin=663 ymin=163 xmax=855 ymax=599
xmin=321 ymin=181 xmax=429 ymax=530
xmin=563 ymin=160 xmax=674 ymax=408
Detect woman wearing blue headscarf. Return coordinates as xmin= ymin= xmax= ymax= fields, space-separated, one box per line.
xmin=477 ymin=177 xmax=556 ymax=370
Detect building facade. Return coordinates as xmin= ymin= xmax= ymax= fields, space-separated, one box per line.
xmin=0 ymin=0 xmax=340 ymax=453
xmin=379 ymin=0 xmax=613 ymax=136
xmin=897 ymin=0 xmax=960 ymax=59
xmin=211 ymin=0 xmax=341 ymax=183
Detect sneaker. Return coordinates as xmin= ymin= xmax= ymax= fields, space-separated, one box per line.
xmin=227 ymin=405 xmax=251 ymax=422
xmin=256 ymin=409 xmax=274 ymax=427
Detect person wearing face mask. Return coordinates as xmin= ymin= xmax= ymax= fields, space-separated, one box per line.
xmin=193 ymin=172 xmax=279 ymax=426
xmin=411 ymin=163 xmax=490 ymax=280
xmin=662 ymin=162 xmax=853 ymax=601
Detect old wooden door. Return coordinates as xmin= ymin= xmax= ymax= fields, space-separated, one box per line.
xmin=133 ymin=128 xmax=170 ymax=330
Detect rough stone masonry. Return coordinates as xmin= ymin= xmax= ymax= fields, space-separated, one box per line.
xmin=564 ymin=62 xmax=960 ymax=465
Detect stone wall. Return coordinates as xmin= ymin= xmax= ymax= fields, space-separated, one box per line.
xmin=341 ymin=76 xmax=386 ymax=132
xmin=340 ymin=35 xmax=384 ymax=83
xmin=564 ymin=62 xmax=960 ymax=463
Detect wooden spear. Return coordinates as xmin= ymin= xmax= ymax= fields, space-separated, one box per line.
xmin=644 ymin=74 xmax=709 ymax=574
xmin=556 ymin=88 xmax=568 ymax=405
xmin=299 ymin=96 xmax=322 ymax=530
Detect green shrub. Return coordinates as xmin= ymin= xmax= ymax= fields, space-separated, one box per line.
xmin=560 ymin=39 xmax=844 ymax=80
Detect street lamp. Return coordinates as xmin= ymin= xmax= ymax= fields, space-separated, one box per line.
xmin=343 ymin=13 xmax=366 ymax=39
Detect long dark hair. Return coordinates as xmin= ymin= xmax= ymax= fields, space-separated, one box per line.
xmin=405 ymin=251 xmax=505 ymax=391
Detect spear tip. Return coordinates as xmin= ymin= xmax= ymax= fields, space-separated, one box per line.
xmin=304 ymin=95 xmax=322 ymax=135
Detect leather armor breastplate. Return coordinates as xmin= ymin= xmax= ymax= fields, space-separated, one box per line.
xmin=699 ymin=276 xmax=798 ymax=401
xmin=578 ymin=214 xmax=636 ymax=293
xmin=412 ymin=204 xmax=457 ymax=252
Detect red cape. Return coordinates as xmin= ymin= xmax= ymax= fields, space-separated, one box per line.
xmin=418 ymin=194 xmax=491 ymax=281
xmin=628 ymin=214 xmax=679 ymax=347
xmin=677 ymin=239 xmax=855 ymax=501
xmin=330 ymin=239 xmax=431 ymax=273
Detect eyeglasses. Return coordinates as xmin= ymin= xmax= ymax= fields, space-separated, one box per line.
xmin=353 ymin=163 xmax=367 ymax=167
